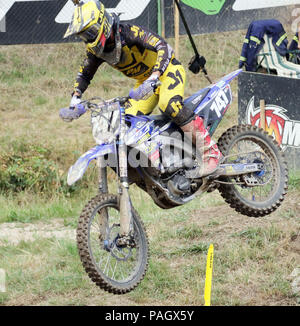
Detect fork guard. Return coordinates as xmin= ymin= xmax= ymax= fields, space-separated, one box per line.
xmin=67 ymin=144 xmax=115 ymax=186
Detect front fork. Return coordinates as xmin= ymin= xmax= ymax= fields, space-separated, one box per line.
xmin=118 ymin=106 xmax=133 ymax=243
xmin=97 ymin=156 xmax=109 ymax=241
xmin=97 ymin=106 xmax=133 ymax=246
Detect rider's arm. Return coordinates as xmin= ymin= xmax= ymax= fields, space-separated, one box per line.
xmin=125 ymin=24 xmax=173 ymax=77
xmin=73 ymin=51 xmax=104 ymax=96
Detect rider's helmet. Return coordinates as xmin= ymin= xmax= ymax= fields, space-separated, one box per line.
xmin=63 ymin=0 xmax=114 ymax=57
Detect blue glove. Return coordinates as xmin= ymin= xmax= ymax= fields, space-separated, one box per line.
xmin=129 ymin=76 xmax=160 ymax=101
xmin=59 ymin=104 xmax=86 ymax=122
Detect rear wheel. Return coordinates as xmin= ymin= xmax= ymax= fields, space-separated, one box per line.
xmin=217 ymin=125 xmax=288 ymax=217
xmin=77 ymin=194 xmax=149 ymax=294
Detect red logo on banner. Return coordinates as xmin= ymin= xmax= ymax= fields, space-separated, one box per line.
xmin=246 ymin=97 xmax=300 ymax=149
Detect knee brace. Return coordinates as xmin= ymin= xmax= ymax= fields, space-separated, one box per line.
xmin=162 ymin=95 xmax=195 ymax=126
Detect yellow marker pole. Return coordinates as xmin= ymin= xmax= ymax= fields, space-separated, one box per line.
xmin=204 ymin=244 xmax=214 ymax=306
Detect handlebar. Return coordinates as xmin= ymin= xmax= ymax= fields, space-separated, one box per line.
xmin=79 ymin=96 xmax=130 ymax=115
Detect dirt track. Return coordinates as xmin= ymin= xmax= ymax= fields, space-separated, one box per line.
xmin=0 ymin=220 xmax=75 ymax=245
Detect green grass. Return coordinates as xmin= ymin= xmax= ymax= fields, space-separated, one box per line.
xmin=0 ymin=237 xmax=90 ymax=303
xmin=0 ymin=188 xmax=97 ymax=224
xmin=289 ymin=171 xmax=300 ymax=190
xmin=231 ymin=226 xmax=284 ymax=248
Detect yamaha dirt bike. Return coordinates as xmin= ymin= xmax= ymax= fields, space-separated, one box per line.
xmin=65 ymin=69 xmax=288 ymax=294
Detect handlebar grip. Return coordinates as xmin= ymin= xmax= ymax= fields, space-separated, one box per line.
xmin=59 ymin=104 xmax=87 ymax=122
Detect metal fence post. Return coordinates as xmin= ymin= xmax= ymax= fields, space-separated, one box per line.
xmin=160 ymin=0 xmax=165 ymax=38
xmin=174 ymin=0 xmax=180 ymax=57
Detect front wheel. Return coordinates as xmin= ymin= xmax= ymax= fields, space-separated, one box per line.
xmin=217 ymin=125 xmax=288 ymax=217
xmin=77 ymin=194 xmax=149 ymax=294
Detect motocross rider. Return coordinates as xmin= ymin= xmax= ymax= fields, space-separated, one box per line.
xmin=60 ymin=0 xmax=222 ymax=176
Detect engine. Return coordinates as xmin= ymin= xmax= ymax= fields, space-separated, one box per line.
xmin=167 ymin=173 xmax=191 ymax=196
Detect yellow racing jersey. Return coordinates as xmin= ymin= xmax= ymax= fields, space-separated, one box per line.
xmin=74 ymin=23 xmax=174 ymax=94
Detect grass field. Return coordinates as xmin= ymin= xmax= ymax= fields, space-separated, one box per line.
xmin=0 ymin=27 xmax=299 ymax=306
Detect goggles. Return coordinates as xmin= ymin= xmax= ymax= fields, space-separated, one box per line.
xmin=78 ymin=22 xmax=101 ymax=43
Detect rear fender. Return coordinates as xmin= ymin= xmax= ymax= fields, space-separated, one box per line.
xmin=194 ymin=71 xmax=243 ymax=137
xmin=67 ymin=144 xmax=115 ymax=186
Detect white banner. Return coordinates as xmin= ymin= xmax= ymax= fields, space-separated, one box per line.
xmin=233 ymin=0 xmax=300 ymax=11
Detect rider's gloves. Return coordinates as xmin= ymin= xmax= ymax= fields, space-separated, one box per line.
xmin=59 ymin=104 xmax=86 ymax=122
xmin=129 ymin=75 xmax=160 ymax=101
xmin=60 ymin=94 xmax=86 ymax=122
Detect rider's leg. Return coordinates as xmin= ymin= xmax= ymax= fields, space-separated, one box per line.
xmin=159 ymin=58 xmax=222 ymax=176
xmin=180 ymin=116 xmax=222 ymax=176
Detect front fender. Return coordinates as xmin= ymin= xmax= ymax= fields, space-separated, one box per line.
xmin=67 ymin=144 xmax=115 ymax=186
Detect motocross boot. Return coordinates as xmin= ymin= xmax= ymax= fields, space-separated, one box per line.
xmin=180 ymin=115 xmax=222 ymax=177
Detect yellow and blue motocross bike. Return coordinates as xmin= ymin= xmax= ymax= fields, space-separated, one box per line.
xmin=63 ymin=69 xmax=288 ymax=294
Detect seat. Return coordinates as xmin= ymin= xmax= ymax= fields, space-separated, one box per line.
xmin=145 ymin=87 xmax=211 ymax=123
xmin=257 ymin=35 xmax=300 ymax=78
xmin=183 ymin=87 xmax=211 ymax=112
